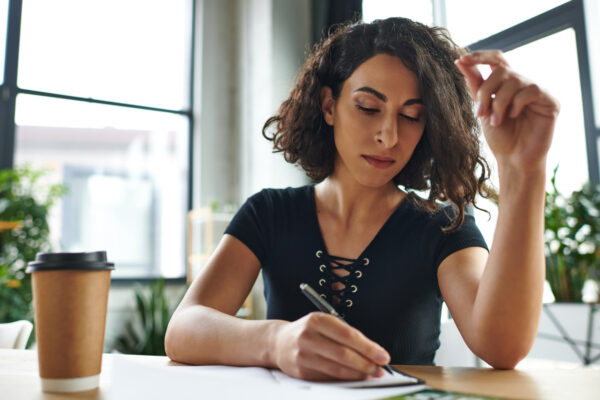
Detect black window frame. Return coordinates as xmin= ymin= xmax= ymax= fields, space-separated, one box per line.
xmin=0 ymin=0 xmax=196 ymax=282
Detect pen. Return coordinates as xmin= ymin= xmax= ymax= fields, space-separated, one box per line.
xmin=299 ymin=282 xmax=394 ymax=375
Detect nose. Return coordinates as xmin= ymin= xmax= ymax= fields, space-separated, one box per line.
xmin=377 ymin=113 xmax=398 ymax=148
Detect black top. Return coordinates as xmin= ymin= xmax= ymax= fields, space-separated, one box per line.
xmin=225 ymin=185 xmax=488 ymax=365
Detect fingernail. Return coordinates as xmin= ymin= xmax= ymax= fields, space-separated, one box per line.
xmin=490 ymin=113 xmax=499 ymax=126
xmin=375 ymin=350 xmax=389 ymax=364
xmin=477 ymin=102 xmax=484 ymax=116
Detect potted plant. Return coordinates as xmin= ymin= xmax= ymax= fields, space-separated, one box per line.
xmin=544 ymin=166 xmax=600 ymax=302
xmin=0 ymin=166 xmax=66 ymax=325
xmin=114 ymin=279 xmax=185 ymax=356
xmin=532 ymin=166 xmax=600 ymax=365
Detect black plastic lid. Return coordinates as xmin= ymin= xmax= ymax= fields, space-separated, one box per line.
xmin=26 ymin=251 xmax=115 ymax=273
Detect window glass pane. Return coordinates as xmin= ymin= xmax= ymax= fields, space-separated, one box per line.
xmin=474 ymin=28 xmax=588 ymax=246
xmin=14 ymin=94 xmax=189 ymax=279
xmin=446 ymin=0 xmax=569 ymax=46
xmin=0 ymin=0 xmax=8 ymax=84
xmin=362 ymin=0 xmax=433 ymax=25
xmin=18 ymin=0 xmax=191 ymax=110
xmin=507 ymin=28 xmax=588 ymax=194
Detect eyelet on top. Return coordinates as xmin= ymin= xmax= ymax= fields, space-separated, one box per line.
xmin=319 ymin=264 xmax=326 ymax=272
xmin=351 ymin=285 xmax=358 ymax=293
xmin=320 ymin=293 xmax=327 ymax=299
xmin=363 ymin=257 xmax=369 ymax=266
xmin=318 ymin=278 xmax=326 ymax=287
xmin=355 ymin=270 xmax=362 ymax=278
xmin=345 ymin=299 xmax=353 ymax=307
xmin=316 ymin=250 xmax=323 ymax=258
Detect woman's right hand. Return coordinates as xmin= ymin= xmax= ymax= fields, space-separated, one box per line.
xmin=272 ymin=312 xmax=390 ymax=381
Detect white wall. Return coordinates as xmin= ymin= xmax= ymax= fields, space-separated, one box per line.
xmin=237 ymin=0 xmax=310 ymax=201
xmin=193 ymin=0 xmax=310 ymax=209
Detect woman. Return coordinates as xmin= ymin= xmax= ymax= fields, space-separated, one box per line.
xmin=165 ymin=17 xmax=558 ymax=381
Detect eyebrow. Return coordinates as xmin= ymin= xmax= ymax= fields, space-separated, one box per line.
xmin=354 ymin=86 xmax=423 ymax=105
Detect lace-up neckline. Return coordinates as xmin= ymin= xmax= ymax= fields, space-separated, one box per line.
xmin=309 ymin=185 xmax=412 ymax=314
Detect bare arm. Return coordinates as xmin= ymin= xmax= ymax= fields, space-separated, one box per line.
xmin=165 ymin=234 xmax=389 ymax=380
xmin=439 ymin=50 xmax=559 ymax=369
xmin=438 ymin=173 xmax=545 ymax=369
xmin=165 ymin=234 xmax=275 ymax=366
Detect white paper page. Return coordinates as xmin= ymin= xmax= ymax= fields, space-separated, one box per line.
xmin=270 ymin=368 xmax=421 ymax=388
xmin=109 ymin=355 xmax=427 ymax=400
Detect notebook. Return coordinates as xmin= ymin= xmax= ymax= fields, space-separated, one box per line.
xmin=271 ymin=366 xmax=424 ymax=389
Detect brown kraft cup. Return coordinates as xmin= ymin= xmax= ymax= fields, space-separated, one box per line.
xmin=26 ymin=251 xmax=114 ymax=393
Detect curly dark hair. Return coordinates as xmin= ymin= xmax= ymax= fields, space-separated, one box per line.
xmin=262 ymin=17 xmax=493 ymax=230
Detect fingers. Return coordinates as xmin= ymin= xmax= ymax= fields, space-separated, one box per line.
xmin=454 ymin=58 xmax=483 ymax=98
xmin=298 ymin=326 xmax=384 ymax=378
xmin=508 ymin=84 xmax=543 ymax=118
xmin=454 ymin=50 xmax=511 ymax=104
xmin=459 ymin=50 xmax=510 ymax=68
xmin=456 ymin=49 xmax=549 ymax=126
xmin=280 ymin=312 xmax=389 ymax=381
xmin=477 ymin=67 xmax=523 ymax=126
xmin=308 ymin=313 xmax=390 ymax=366
xmin=295 ymin=346 xmax=384 ymax=381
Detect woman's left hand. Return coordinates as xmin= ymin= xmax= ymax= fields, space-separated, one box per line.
xmin=455 ymin=50 xmax=560 ymax=173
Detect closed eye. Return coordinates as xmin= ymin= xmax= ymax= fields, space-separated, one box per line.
xmin=357 ymin=105 xmax=379 ymax=114
xmin=401 ymin=114 xmax=420 ymax=122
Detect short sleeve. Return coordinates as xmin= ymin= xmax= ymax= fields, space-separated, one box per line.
xmin=224 ymin=190 xmax=273 ymax=265
xmin=431 ymin=207 xmax=489 ymax=271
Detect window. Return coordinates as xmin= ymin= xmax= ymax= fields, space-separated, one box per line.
xmin=0 ymin=0 xmax=7 ymax=84
xmin=362 ymin=0 xmax=433 ymax=25
xmin=1 ymin=0 xmax=194 ymax=279
xmin=446 ymin=0 xmax=569 ymax=47
xmin=14 ymin=95 xmax=189 ymax=278
xmin=17 ymin=0 xmax=190 ymax=110
xmin=505 ymin=29 xmax=588 ymax=194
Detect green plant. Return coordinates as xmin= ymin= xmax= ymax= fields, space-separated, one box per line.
xmin=545 ymin=166 xmax=600 ymax=302
xmin=0 ymin=166 xmax=66 ymax=323
xmin=115 ymin=279 xmax=185 ymax=356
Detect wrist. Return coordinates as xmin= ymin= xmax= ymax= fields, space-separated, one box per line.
xmin=497 ymin=161 xmax=546 ymax=193
xmin=263 ymin=320 xmax=287 ymax=369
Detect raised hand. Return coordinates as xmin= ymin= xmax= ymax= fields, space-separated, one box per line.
xmin=272 ymin=312 xmax=389 ymax=381
xmin=455 ymin=50 xmax=560 ymax=174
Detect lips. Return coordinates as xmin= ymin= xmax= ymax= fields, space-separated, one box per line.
xmin=362 ymin=154 xmax=395 ymax=169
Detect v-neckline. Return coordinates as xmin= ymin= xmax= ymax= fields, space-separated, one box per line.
xmin=308 ymin=184 xmax=410 ymax=261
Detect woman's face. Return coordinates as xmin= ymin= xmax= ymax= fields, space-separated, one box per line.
xmin=322 ymin=53 xmax=426 ymax=188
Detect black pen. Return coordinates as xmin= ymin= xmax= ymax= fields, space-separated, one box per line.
xmin=299 ymin=282 xmax=394 ymax=375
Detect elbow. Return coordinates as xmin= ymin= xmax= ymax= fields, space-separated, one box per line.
xmin=470 ymin=318 xmax=538 ymax=370
xmin=486 ymin=356 xmax=520 ymax=370
xmin=477 ymin=341 xmax=531 ymax=370
xmin=164 ymin=317 xmax=180 ymax=362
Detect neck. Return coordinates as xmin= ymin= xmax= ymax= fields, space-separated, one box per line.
xmin=315 ymin=174 xmax=403 ymax=222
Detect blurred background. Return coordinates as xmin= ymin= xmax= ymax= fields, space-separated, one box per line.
xmin=0 ymin=0 xmax=598 ymax=366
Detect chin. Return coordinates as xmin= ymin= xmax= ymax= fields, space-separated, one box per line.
xmin=356 ymin=174 xmax=398 ymax=188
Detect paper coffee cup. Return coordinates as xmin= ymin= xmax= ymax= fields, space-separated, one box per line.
xmin=27 ymin=251 xmax=114 ymax=393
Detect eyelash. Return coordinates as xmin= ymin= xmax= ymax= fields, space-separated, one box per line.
xmin=356 ymin=105 xmax=420 ymax=122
